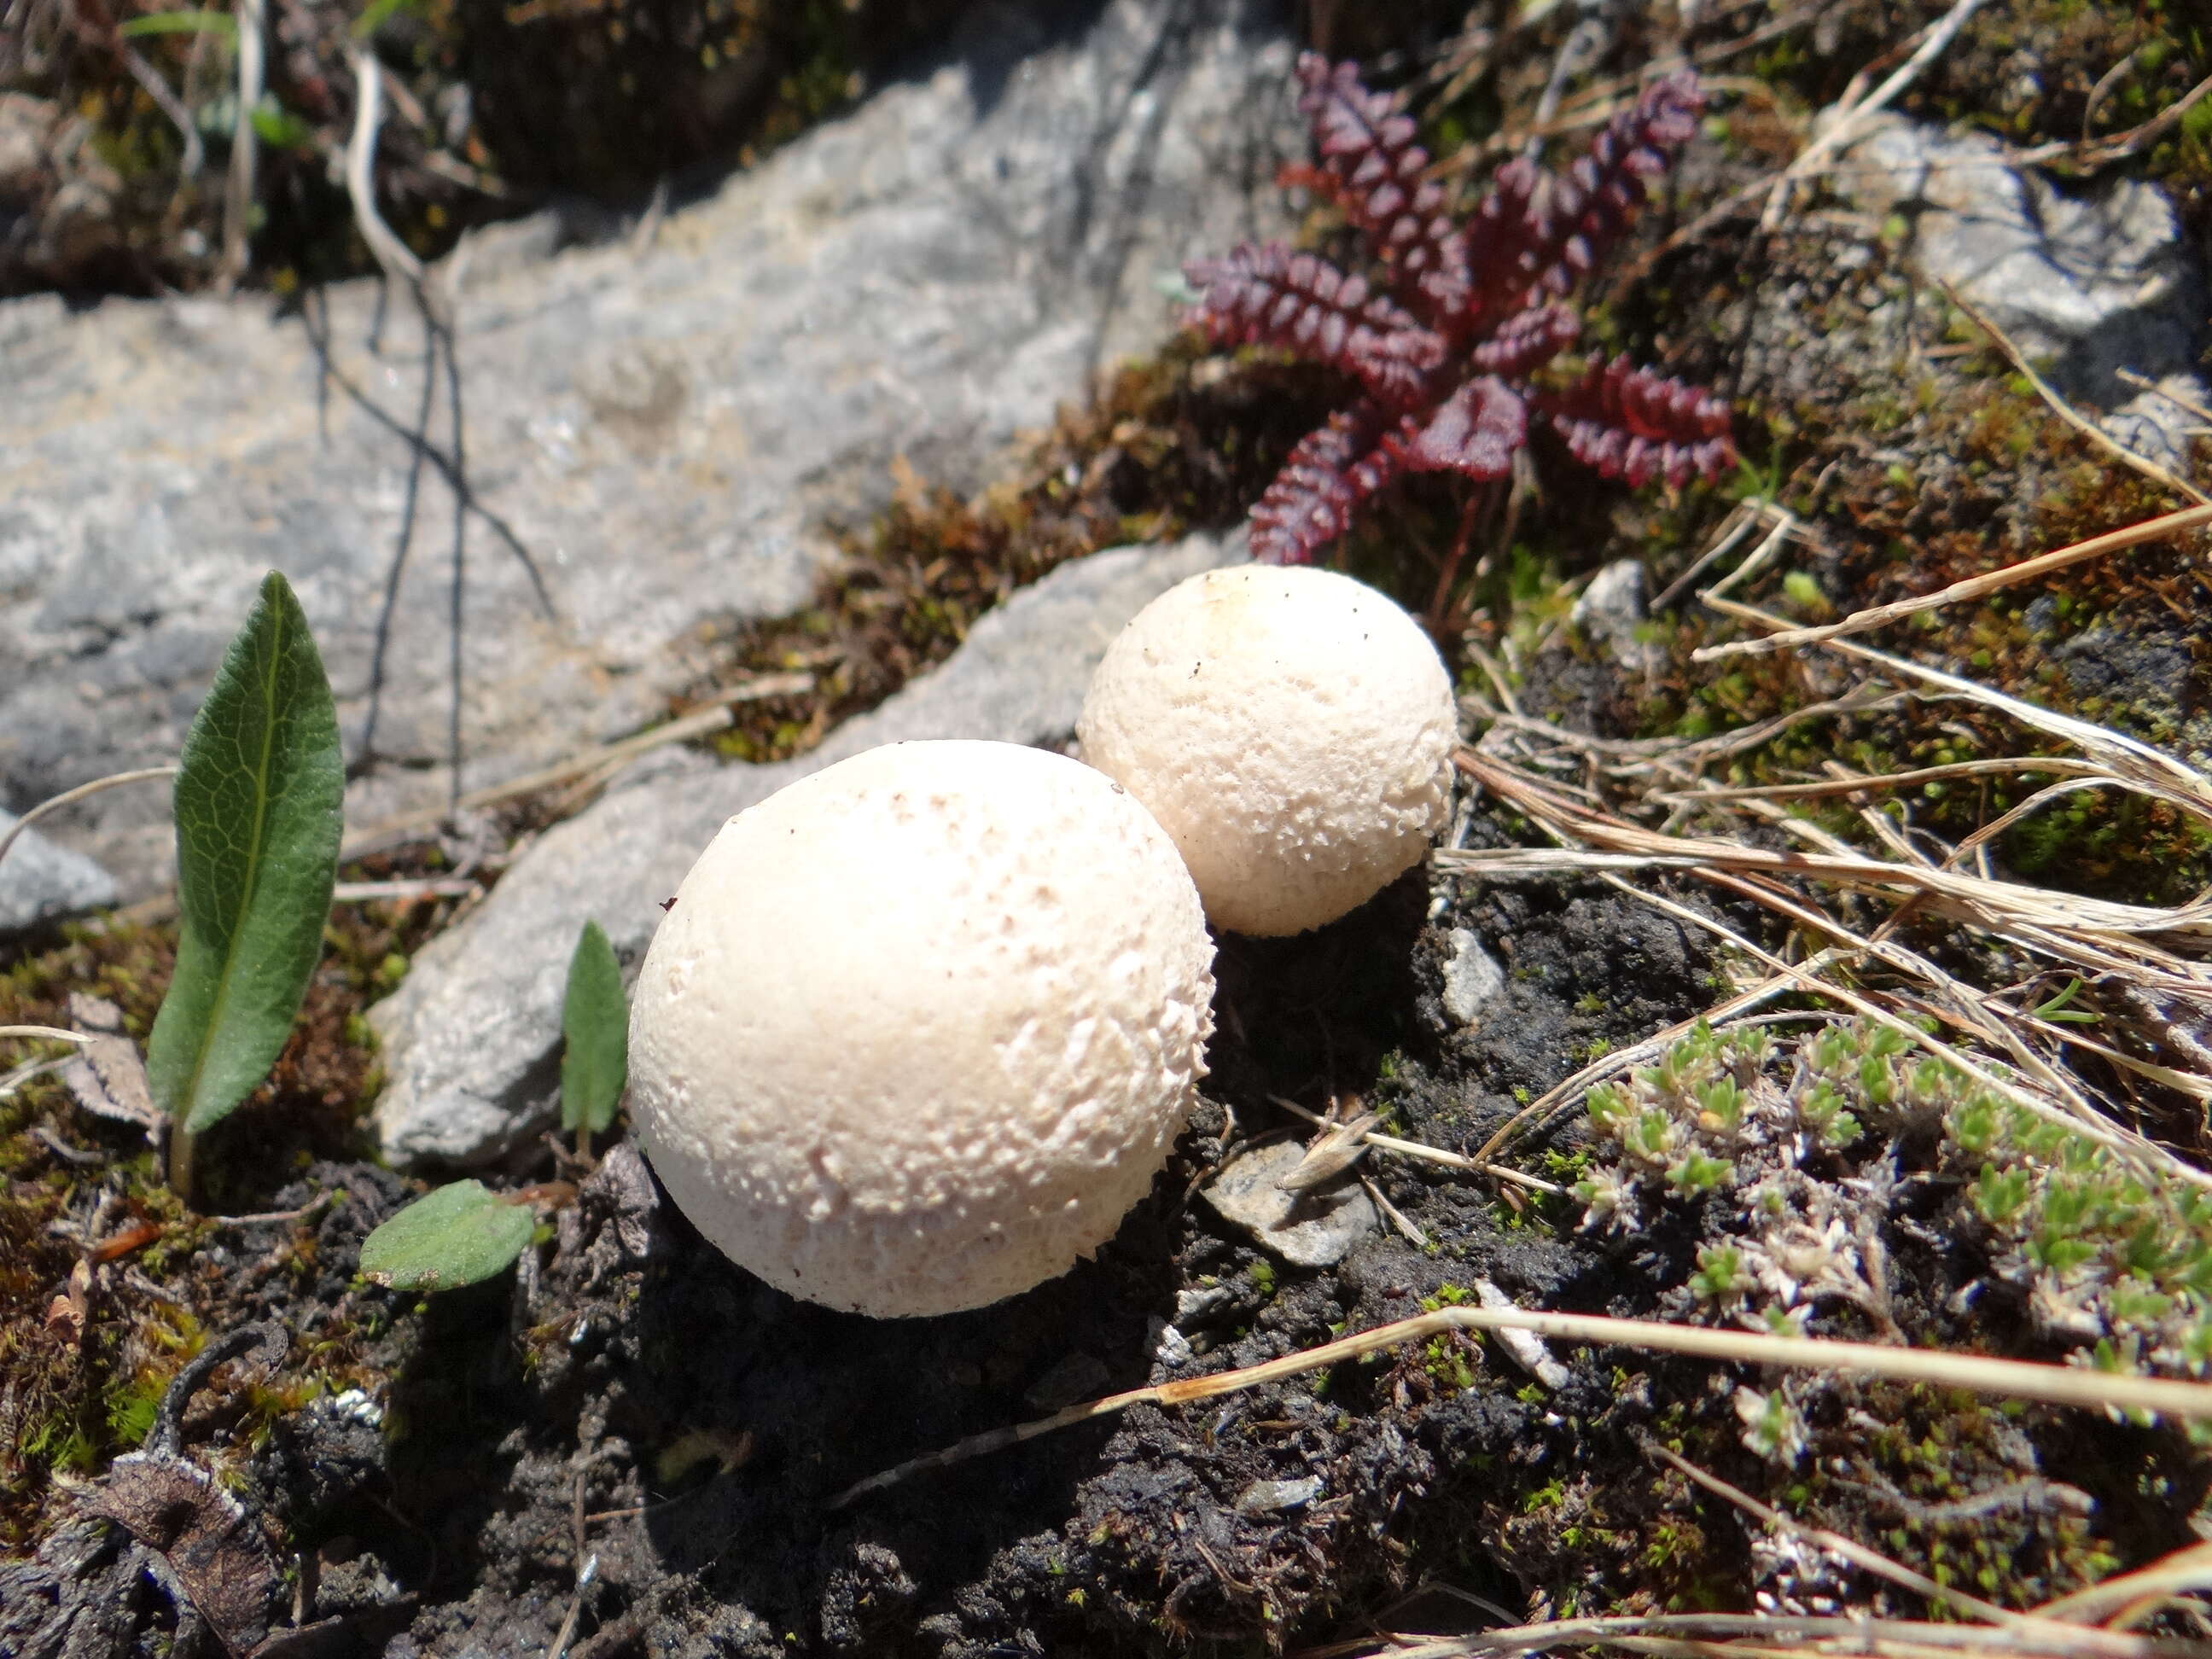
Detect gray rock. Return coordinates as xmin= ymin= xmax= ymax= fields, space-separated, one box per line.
xmin=1198 ymin=1139 xmax=1379 ymax=1270
xmin=370 ymin=531 xmax=1239 ymax=1167
xmin=0 ymin=807 xmax=118 ymax=934
xmin=1441 ymin=927 xmax=1505 ymax=1027
xmin=1569 ymin=559 xmax=1660 ymax=677
xmin=0 ymin=0 xmax=1296 ymax=898
xmin=1834 ymin=114 xmax=2209 ymax=467
xmin=1233 ymin=1476 xmax=1323 ymax=1516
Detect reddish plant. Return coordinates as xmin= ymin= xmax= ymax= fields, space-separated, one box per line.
xmin=1187 ymin=55 xmax=1735 ymax=566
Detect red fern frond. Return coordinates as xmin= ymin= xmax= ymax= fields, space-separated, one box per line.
xmin=1249 ymin=404 xmax=1406 ymax=565
xmin=1293 ymin=53 xmax=1467 ymax=323
xmin=1185 ymin=243 xmax=1446 ymax=406
xmin=1541 ymin=73 xmax=1703 ymax=294
xmin=1387 ymin=378 xmax=1525 ymax=480
xmin=1186 ymin=57 xmax=1729 ymax=562
xmin=1462 ymin=74 xmax=1703 ymax=326
xmin=1461 ymin=157 xmax=1562 ymax=326
xmin=1538 ymin=355 xmax=1735 ymax=489
xmin=1470 ymin=302 xmax=1579 ymax=377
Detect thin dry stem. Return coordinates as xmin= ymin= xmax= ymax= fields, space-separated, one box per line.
xmin=1692 ymin=504 xmax=2212 ymax=663
xmin=0 ymin=766 xmax=179 ymax=875
xmin=0 ymin=1026 xmax=96 ymax=1045
xmin=1936 ymin=279 xmax=2209 ymax=506
xmin=831 ymin=1304 xmax=2212 ymax=1509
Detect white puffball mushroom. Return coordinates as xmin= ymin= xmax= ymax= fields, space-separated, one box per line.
xmin=1078 ymin=564 xmax=1457 ymax=937
xmin=626 ymin=739 xmax=1215 ymax=1319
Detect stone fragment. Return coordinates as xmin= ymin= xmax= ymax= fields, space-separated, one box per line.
xmin=369 ymin=533 xmax=1239 ymax=1167
xmin=0 ymin=808 xmax=118 ymax=935
xmin=1234 ymin=1476 xmax=1323 ymax=1515
xmin=1441 ymin=928 xmax=1505 ymax=1027
xmin=1570 ymin=559 xmax=1661 ymax=678
xmin=1199 ymin=1139 xmax=1379 ymax=1270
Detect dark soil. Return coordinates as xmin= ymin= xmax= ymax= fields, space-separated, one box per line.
xmin=2 ymin=848 xmax=1730 ymax=1657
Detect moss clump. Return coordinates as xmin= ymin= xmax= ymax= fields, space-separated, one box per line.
xmin=1557 ymin=1012 xmax=2212 ymax=1612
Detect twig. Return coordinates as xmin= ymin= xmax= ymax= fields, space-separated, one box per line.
xmin=1651 ymin=503 xmax=1757 ymax=613
xmin=2035 ymin=1542 xmax=2212 ymax=1626
xmin=0 ymin=1026 xmax=96 ymax=1045
xmin=830 ymin=1303 xmax=2212 ymax=1508
xmin=1266 ymin=1094 xmax=1561 ymax=1193
xmin=31 ymin=1125 xmax=108 ymax=1167
xmin=1758 ymin=0 xmax=1992 ymax=231
xmin=1650 ymin=1444 xmax=2033 ymax=1629
xmin=1691 ymin=503 xmax=2212 ymax=662
xmin=2012 ymin=72 xmax=2212 ymax=168
xmin=339 ymin=674 xmax=812 ymax=856
xmin=330 ymin=877 xmax=480 ymax=905
xmin=221 ymin=0 xmax=264 ymax=285
xmin=1658 ymin=755 xmax=2110 ymax=806
xmin=114 ymin=38 xmax=204 ymax=178
xmin=2117 ymin=368 xmax=2212 ymax=430
xmin=211 ymin=1193 xmax=336 ymax=1227
xmin=0 ymin=766 xmax=178 ymax=874
xmin=344 ymin=47 xmax=426 ymax=288
xmin=1803 ymin=623 xmax=2212 ymax=815
xmin=1317 ymin=1612 xmax=2212 ymax=1659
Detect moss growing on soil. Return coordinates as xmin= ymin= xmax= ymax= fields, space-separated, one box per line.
xmin=1551 ymin=1012 xmax=2212 ymax=1612
xmin=0 ymin=886 xmax=444 ymax=1545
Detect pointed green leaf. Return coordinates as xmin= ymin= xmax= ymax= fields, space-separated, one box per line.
xmin=358 ymin=1181 xmax=534 ymax=1290
xmin=147 ymin=571 xmax=344 ymax=1135
xmin=560 ymin=920 xmax=628 ymax=1135
xmin=117 ymin=9 xmax=238 ymax=38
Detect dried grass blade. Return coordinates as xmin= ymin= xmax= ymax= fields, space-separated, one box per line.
xmin=1690 ymin=504 xmax=2212 ymax=663
xmin=832 ymin=1304 xmax=2212 ymax=1511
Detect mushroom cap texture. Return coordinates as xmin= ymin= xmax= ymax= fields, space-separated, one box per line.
xmin=1078 ymin=565 xmax=1457 ymax=936
xmin=627 ymin=739 xmax=1216 ymax=1318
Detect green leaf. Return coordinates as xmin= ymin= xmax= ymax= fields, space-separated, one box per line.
xmin=118 ymin=9 xmax=238 ymax=38
xmin=560 ymin=920 xmax=628 ymax=1136
xmin=247 ymin=96 xmax=317 ymax=151
xmin=358 ymin=1181 xmax=535 ymax=1290
xmin=147 ymin=571 xmax=344 ymax=1135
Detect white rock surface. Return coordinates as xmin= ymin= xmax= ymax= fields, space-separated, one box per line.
xmin=1834 ymin=114 xmax=2209 ymax=468
xmin=1441 ymin=928 xmax=1505 ymax=1027
xmin=0 ymin=0 xmax=1296 ymax=898
xmin=1570 ymin=560 xmax=1661 ymax=678
xmin=0 ymin=808 xmax=118 ymax=935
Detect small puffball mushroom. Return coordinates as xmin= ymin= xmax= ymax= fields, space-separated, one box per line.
xmin=1078 ymin=565 xmax=1457 ymax=937
xmin=626 ymin=739 xmax=1214 ymax=1318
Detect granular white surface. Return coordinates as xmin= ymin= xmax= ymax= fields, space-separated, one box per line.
xmin=1077 ymin=565 xmax=1457 ymax=936
xmin=626 ymin=740 xmax=1215 ymax=1318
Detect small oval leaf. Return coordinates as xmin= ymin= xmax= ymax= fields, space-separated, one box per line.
xmin=146 ymin=571 xmax=344 ymax=1136
xmin=561 ymin=920 xmax=629 ymax=1136
xmin=358 ymin=1181 xmax=535 ymax=1291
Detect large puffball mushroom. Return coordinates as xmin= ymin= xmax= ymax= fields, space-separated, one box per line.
xmin=626 ymin=739 xmax=1215 ymax=1318
xmin=1078 ymin=565 xmax=1457 ymax=937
